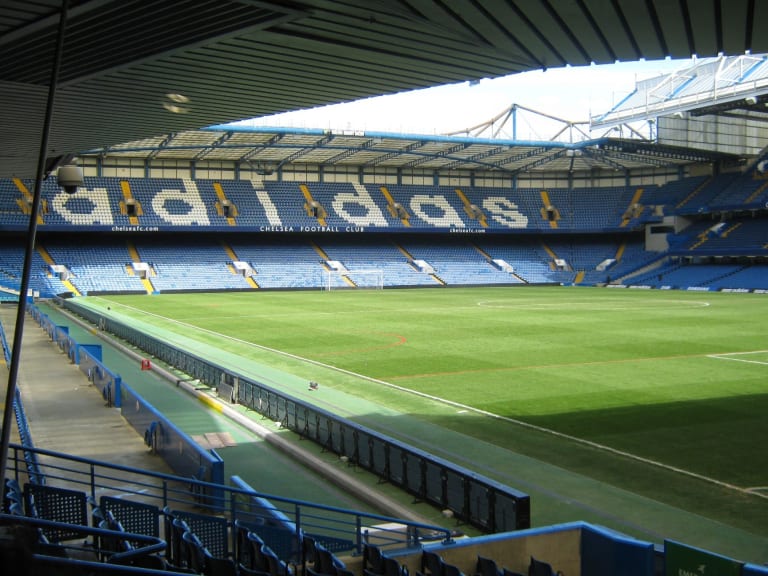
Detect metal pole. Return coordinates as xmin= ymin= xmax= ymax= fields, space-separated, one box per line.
xmin=0 ymin=0 xmax=70 ymax=483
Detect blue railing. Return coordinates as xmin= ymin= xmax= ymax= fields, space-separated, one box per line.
xmin=59 ymin=298 xmax=531 ymax=532
xmin=15 ymin=303 xmax=454 ymax=552
xmin=0 ymin=316 xmax=44 ymax=484
xmin=4 ymin=441 xmax=451 ymax=557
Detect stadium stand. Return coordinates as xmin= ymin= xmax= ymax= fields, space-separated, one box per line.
xmin=639 ymin=178 xmax=702 ymax=214
xmin=314 ymin=239 xmax=435 ymax=288
xmin=228 ymin=236 xmax=327 ymax=289
xmin=398 ymin=237 xmax=517 ymax=286
xmin=1 ymin=140 xmax=768 ymax=576
xmin=43 ymin=239 xmax=147 ymax=295
xmin=133 ymin=238 xmax=252 ymax=293
xmin=0 ymin=174 xmax=766 ymax=296
xmin=0 ymin=179 xmax=32 ymax=227
xmin=1 ymin=177 xmax=766 ymax=573
xmin=4 ymin=4 xmax=768 ymax=574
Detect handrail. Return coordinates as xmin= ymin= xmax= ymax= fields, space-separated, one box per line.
xmin=6 ymin=441 xmax=453 ymax=555
xmin=32 ymin=556 xmax=187 ymax=575
xmin=11 ymin=388 xmax=44 ymax=485
xmin=0 ymin=512 xmax=173 ymax=575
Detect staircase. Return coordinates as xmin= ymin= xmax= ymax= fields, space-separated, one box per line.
xmin=675 ymin=177 xmax=710 ymax=210
xmin=127 ymin=242 xmax=155 ymax=294
xmin=37 ymin=245 xmax=81 ymax=296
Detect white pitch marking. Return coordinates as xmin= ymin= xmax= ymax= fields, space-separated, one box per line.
xmin=476 ymin=298 xmax=711 ymax=311
xmin=708 ymin=350 xmax=768 ymax=366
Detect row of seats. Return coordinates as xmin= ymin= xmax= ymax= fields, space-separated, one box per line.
xmin=166 ymin=509 xmax=240 ymax=575
xmin=302 ymin=535 xmax=351 ymax=576
xmin=362 ymin=542 xmax=562 ymax=576
xmin=3 ymin=479 xmax=173 ymax=571
xmin=5 ymin=172 xmax=768 ymax=231
xmin=475 ymin=554 xmax=561 ymax=576
xmin=2 ymin=478 xmax=574 ymax=576
xmin=424 ymin=550 xmax=561 ymax=576
xmin=3 ymin=477 xmax=365 ymax=576
xmin=0 ymin=177 xmax=675 ymax=231
xmin=626 ymin=262 xmax=768 ymax=289
xmin=4 ymin=228 xmax=768 ymax=296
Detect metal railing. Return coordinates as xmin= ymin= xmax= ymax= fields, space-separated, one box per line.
xmin=5 ymin=441 xmax=453 ymax=559
xmin=60 ymin=298 xmax=531 ymax=533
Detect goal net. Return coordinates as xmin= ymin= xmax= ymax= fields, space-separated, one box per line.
xmin=324 ymin=268 xmax=384 ymax=290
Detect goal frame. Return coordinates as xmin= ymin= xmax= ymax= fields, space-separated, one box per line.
xmin=324 ymin=268 xmax=384 ymax=290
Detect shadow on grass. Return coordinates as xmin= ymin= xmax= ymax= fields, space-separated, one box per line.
xmin=365 ymin=396 xmax=768 ymax=544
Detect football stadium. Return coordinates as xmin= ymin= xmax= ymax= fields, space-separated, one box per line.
xmin=0 ymin=2 xmax=767 ymax=576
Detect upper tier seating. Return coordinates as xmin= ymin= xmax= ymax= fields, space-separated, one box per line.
xmin=0 ymin=175 xmax=766 ymax=295
xmin=2 ymin=174 xmax=763 ymax=234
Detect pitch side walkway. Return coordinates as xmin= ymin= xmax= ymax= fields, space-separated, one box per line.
xmin=0 ymin=303 xmax=173 ymax=474
xmin=6 ymin=301 xmax=768 ymax=564
xmin=0 ymin=303 xmax=449 ymax=528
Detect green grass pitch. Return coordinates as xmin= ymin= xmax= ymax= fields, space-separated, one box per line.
xmin=88 ymin=286 xmax=768 ymax=542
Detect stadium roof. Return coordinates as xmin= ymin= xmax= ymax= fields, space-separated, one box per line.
xmin=2 ymin=0 xmax=766 ymax=179
xmin=592 ymin=53 xmax=768 ymax=127
xmin=90 ymin=126 xmax=735 ymax=175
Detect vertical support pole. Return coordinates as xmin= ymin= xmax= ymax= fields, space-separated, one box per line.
xmin=0 ymin=0 xmax=70 ymax=483
xmin=512 ymin=104 xmax=517 ymax=140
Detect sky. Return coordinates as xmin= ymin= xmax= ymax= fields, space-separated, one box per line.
xmin=233 ymin=58 xmax=692 ymax=141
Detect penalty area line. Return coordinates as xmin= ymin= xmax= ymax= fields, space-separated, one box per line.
xmin=372 ymin=382 xmax=765 ymax=501
xmin=286 ymin=356 xmax=765 ymax=502
xmin=708 ymin=349 xmax=768 ymax=366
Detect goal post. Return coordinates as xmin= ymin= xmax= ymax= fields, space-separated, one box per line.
xmin=324 ymin=268 xmax=384 ymax=290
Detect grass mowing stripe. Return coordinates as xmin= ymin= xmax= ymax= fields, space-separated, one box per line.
xmin=388 ymin=350 xmax=740 ymax=379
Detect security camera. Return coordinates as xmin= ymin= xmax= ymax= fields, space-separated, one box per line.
xmin=57 ymin=164 xmax=84 ymax=194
